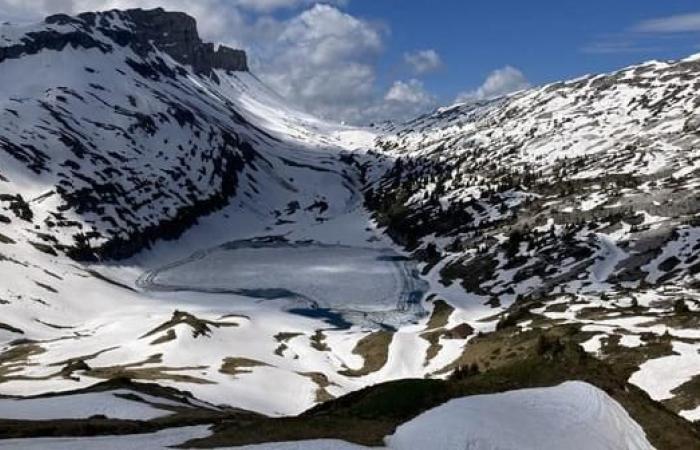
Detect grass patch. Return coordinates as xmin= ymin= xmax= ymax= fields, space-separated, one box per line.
xmin=0 ymin=342 xmax=46 ymax=382
xmin=421 ymin=323 xmax=473 ymax=366
xmin=220 ymin=357 xmax=270 ymax=378
xmin=310 ymin=330 xmax=330 ymax=352
xmin=85 ymin=354 xmax=212 ymax=384
xmin=298 ymin=372 xmax=337 ymax=403
xmin=339 ymin=331 xmax=393 ymax=377
xmin=425 ymin=299 xmax=454 ymax=330
xmin=274 ymin=332 xmax=303 ymax=357
xmin=150 ymin=329 xmax=177 ymax=345
xmin=664 ymin=374 xmax=700 ymax=416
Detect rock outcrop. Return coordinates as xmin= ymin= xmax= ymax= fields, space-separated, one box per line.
xmin=1 ymin=8 xmax=247 ymax=76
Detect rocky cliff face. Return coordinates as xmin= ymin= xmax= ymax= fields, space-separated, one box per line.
xmin=2 ymin=8 xmax=248 ymax=76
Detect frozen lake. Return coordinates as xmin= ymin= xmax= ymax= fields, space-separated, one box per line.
xmin=138 ymin=237 xmax=428 ymax=327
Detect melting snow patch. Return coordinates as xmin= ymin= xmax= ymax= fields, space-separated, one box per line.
xmin=629 ymin=341 xmax=700 ymax=401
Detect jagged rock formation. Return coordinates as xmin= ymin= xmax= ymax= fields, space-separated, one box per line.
xmin=2 ymin=8 xmax=248 ymax=75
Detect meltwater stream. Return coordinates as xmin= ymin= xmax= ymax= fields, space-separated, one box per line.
xmin=137 ymin=237 xmax=428 ymax=328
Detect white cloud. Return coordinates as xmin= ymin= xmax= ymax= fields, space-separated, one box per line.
xmin=385 ymin=79 xmax=433 ymax=104
xmin=404 ymin=49 xmax=443 ymax=74
xmin=455 ymin=66 xmax=530 ymax=103
xmin=580 ymin=40 xmax=661 ymax=55
xmin=235 ymin=0 xmax=348 ymax=13
xmin=251 ymin=4 xmax=385 ymax=122
xmin=0 ymin=0 xmax=347 ymax=21
xmin=633 ymin=12 xmax=700 ymax=33
xmin=581 ymin=12 xmax=700 ymax=55
xmin=368 ymin=78 xmax=437 ymax=123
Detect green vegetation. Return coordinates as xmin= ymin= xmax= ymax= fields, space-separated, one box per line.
xmin=338 ymin=331 xmax=393 ymax=377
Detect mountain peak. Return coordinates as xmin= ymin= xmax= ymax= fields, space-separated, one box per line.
xmin=9 ymin=8 xmax=248 ymax=75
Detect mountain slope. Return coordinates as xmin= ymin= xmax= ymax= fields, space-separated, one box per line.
xmin=0 ymin=7 xmax=367 ymax=261
xmin=367 ymin=53 xmax=700 ymax=422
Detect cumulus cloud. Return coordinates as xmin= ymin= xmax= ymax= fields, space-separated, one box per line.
xmin=404 ymin=49 xmax=443 ymax=74
xmin=455 ymin=66 xmax=530 ymax=103
xmin=0 ymin=0 xmax=346 ymax=21
xmin=370 ymin=78 xmax=437 ymax=122
xmin=235 ymin=0 xmax=348 ymax=13
xmin=250 ymin=4 xmax=385 ymax=122
xmin=385 ymin=79 xmax=433 ymax=104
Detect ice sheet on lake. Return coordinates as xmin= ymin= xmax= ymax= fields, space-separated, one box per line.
xmin=138 ymin=238 xmax=428 ymax=327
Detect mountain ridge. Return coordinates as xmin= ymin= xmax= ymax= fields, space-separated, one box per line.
xmin=2 ymin=8 xmax=248 ymax=76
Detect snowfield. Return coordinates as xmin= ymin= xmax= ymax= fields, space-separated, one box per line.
xmin=0 ymin=426 xmax=212 ymax=450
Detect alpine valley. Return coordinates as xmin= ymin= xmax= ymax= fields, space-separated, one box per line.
xmin=1 ymin=7 xmax=700 ymax=450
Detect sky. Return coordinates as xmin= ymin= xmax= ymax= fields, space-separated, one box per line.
xmin=2 ymin=1 xmax=700 ymax=124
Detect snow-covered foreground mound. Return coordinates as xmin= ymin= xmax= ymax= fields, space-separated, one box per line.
xmin=0 ymin=389 xmax=180 ymax=421
xmin=386 ymin=381 xmax=653 ymax=450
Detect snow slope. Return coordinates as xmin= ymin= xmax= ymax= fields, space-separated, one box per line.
xmin=386 ymin=381 xmax=653 ymax=450
xmin=0 ymin=389 xmax=178 ymax=420
xmin=366 ymin=50 xmax=700 ymax=421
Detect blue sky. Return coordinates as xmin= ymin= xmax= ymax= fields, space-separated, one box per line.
xmin=345 ymin=1 xmax=700 ymax=102
xmin=2 ymin=1 xmax=700 ymax=123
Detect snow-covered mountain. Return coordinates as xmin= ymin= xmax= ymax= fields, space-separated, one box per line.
xmin=372 ymin=54 xmax=700 ymax=294
xmin=2 ymin=7 xmax=700 ymax=449
xmin=367 ymin=52 xmax=700 ymax=430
